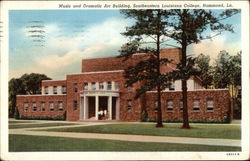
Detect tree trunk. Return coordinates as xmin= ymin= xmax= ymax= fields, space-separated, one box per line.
xmin=181 ymin=45 xmax=190 ymax=129
xmin=155 ymin=23 xmax=163 ymax=127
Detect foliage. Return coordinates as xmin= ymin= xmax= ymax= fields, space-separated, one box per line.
xmin=9 ymin=73 xmax=51 ymax=118
xmin=141 ymin=110 xmax=148 ymax=122
xmin=19 ymin=115 xmax=65 ymax=121
xmin=195 ymin=53 xmax=213 ymax=88
xmin=14 ymin=108 xmax=20 ymax=119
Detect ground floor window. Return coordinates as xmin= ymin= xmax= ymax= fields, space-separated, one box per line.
xmin=73 ymin=100 xmax=77 ymax=110
xmin=167 ymin=100 xmax=173 ymax=111
xmin=179 ymin=99 xmax=183 ymax=112
xmin=58 ymin=101 xmax=63 ymax=111
xmin=193 ymin=99 xmax=200 ymax=111
xmin=41 ymin=102 xmax=45 ymax=111
xmin=207 ymin=99 xmax=214 ymax=111
xmin=49 ymin=102 xmax=54 ymax=111
xmin=127 ymin=99 xmax=132 ymax=110
xmin=24 ymin=102 xmax=29 ymax=112
xmin=32 ymin=102 xmax=37 ymax=111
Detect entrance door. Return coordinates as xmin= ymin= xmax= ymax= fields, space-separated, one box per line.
xmin=88 ymin=97 xmax=95 ymax=118
xmin=112 ymin=97 xmax=117 ymax=120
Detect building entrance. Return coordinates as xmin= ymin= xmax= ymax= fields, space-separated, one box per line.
xmin=80 ymin=94 xmax=120 ymax=121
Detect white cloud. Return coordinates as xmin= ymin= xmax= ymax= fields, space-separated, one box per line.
xmin=11 ymin=18 xmax=129 ymax=80
xmin=189 ymin=35 xmax=241 ymax=62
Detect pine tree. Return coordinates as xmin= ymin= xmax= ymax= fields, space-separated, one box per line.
xmin=119 ymin=10 xmax=174 ymax=127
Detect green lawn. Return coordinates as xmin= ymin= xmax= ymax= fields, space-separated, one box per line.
xmin=41 ymin=123 xmax=241 ymax=139
xmin=9 ymin=134 xmax=241 ymax=152
xmin=9 ymin=123 xmax=76 ymax=129
xmin=9 ymin=120 xmax=37 ymax=124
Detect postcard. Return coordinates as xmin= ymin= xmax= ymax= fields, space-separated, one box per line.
xmin=0 ymin=0 xmax=249 ymax=160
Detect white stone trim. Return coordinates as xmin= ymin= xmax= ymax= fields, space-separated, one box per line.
xmin=146 ymin=88 xmax=228 ymax=93
xmin=68 ymin=70 xmax=124 ymax=75
xmin=17 ymin=94 xmax=67 ymax=96
xmin=42 ymin=79 xmax=66 ymax=82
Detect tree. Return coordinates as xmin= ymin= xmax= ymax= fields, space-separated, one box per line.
xmin=8 ymin=73 xmax=51 ymax=117
xmin=195 ymin=53 xmax=213 ymax=89
xmin=119 ymin=10 xmax=174 ymax=127
xmin=213 ymin=51 xmax=241 ymax=118
xmin=163 ymin=9 xmax=239 ymax=129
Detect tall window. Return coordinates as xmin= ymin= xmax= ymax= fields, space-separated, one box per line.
xmin=58 ymin=101 xmax=63 ymax=111
xmin=99 ymin=82 xmax=104 ymax=90
xmin=41 ymin=102 xmax=45 ymax=111
xmin=179 ymin=99 xmax=183 ymax=112
xmin=115 ymin=82 xmax=119 ymax=90
xmin=73 ymin=100 xmax=78 ymax=110
xmin=49 ymin=102 xmax=54 ymax=111
xmin=84 ymin=83 xmax=88 ymax=90
xmin=193 ymin=99 xmax=200 ymax=111
xmin=127 ymin=99 xmax=132 ymax=110
xmin=62 ymin=86 xmax=66 ymax=94
xmin=167 ymin=100 xmax=173 ymax=111
xmin=53 ymin=86 xmax=57 ymax=94
xmin=107 ymin=81 xmax=112 ymax=90
xmin=24 ymin=102 xmax=29 ymax=112
xmin=207 ymin=99 xmax=214 ymax=111
xmin=73 ymin=83 xmax=78 ymax=93
xmin=44 ymin=86 xmax=48 ymax=94
xmin=32 ymin=102 xmax=37 ymax=111
xmin=91 ymin=82 xmax=96 ymax=90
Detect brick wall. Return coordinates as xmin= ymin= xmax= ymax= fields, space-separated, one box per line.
xmin=82 ymin=48 xmax=181 ymax=72
xmin=16 ymin=95 xmax=67 ymax=118
xmin=145 ymin=89 xmax=230 ymax=121
xmin=42 ymin=80 xmax=66 ymax=87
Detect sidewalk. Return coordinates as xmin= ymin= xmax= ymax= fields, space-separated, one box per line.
xmin=9 ymin=128 xmax=241 ymax=147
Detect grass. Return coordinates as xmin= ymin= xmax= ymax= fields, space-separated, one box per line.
xmin=41 ymin=123 xmax=241 ymax=139
xmin=9 ymin=134 xmax=241 ymax=152
xmin=9 ymin=123 xmax=76 ymax=129
xmin=9 ymin=120 xmax=37 ymax=124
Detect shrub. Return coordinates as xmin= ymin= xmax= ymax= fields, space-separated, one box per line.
xmin=14 ymin=108 xmax=20 ymax=119
xmin=141 ymin=110 xmax=148 ymax=122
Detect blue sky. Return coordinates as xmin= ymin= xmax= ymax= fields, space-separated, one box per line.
xmin=9 ymin=10 xmax=241 ymax=80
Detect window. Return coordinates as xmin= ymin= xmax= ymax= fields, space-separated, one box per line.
xmin=99 ymin=82 xmax=104 ymax=90
xmin=167 ymin=100 xmax=173 ymax=111
xmin=169 ymin=81 xmax=175 ymax=91
xmin=58 ymin=101 xmax=63 ymax=111
xmin=49 ymin=102 xmax=54 ymax=111
xmin=84 ymin=83 xmax=88 ymax=90
xmin=53 ymin=86 xmax=57 ymax=94
xmin=73 ymin=83 xmax=78 ymax=93
xmin=24 ymin=102 xmax=29 ymax=112
xmin=207 ymin=99 xmax=214 ymax=111
xmin=73 ymin=100 xmax=78 ymax=110
xmin=193 ymin=99 xmax=200 ymax=111
xmin=127 ymin=100 xmax=132 ymax=110
xmin=107 ymin=81 xmax=112 ymax=90
xmin=154 ymin=101 xmax=158 ymax=109
xmin=44 ymin=86 xmax=48 ymax=94
xmin=179 ymin=100 xmax=183 ymax=112
xmin=32 ymin=102 xmax=37 ymax=111
xmin=62 ymin=86 xmax=66 ymax=94
xmin=115 ymin=82 xmax=119 ymax=90
xmin=127 ymin=86 xmax=132 ymax=91
xmin=41 ymin=102 xmax=45 ymax=111
xmin=91 ymin=82 xmax=96 ymax=90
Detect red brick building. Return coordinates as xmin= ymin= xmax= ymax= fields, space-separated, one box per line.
xmin=16 ymin=48 xmax=231 ymax=122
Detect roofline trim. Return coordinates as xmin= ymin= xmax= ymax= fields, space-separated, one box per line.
xmin=68 ymin=70 xmax=124 ymax=76
xmin=17 ymin=94 xmax=67 ymax=96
